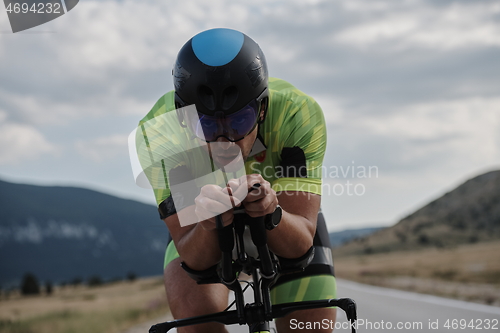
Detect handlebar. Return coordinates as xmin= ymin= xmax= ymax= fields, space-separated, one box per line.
xmin=152 ymin=182 xmax=358 ymax=333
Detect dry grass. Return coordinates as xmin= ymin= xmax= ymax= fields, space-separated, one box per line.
xmin=334 ymin=240 xmax=500 ymax=306
xmin=0 ymin=277 xmax=169 ymax=333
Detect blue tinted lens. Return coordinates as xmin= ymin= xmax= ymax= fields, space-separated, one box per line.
xmin=194 ymin=100 xmax=259 ymax=142
xmin=196 ymin=116 xmax=218 ymax=140
xmin=226 ymin=104 xmax=258 ymax=135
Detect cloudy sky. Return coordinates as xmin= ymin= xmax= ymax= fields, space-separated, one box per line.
xmin=1 ymin=0 xmax=499 ymax=231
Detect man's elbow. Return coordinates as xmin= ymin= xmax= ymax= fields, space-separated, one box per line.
xmin=297 ymin=236 xmax=314 ymax=258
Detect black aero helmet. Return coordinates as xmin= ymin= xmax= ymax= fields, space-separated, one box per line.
xmin=173 ymin=28 xmax=268 ymax=117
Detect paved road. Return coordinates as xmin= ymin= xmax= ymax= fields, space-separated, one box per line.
xmin=125 ymin=279 xmax=500 ymax=333
xmin=335 ymin=279 xmax=500 ymax=332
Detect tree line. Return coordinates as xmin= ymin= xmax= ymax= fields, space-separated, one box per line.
xmin=1 ymin=271 xmax=138 ymax=296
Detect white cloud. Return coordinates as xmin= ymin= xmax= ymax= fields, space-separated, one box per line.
xmin=334 ymin=17 xmax=417 ymax=47
xmin=340 ymin=0 xmax=392 ymax=12
xmin=323 ymin=97 xmax=500 ymax=207
xmin=359 ymin=98 xmax=500 ymax=159
xmin=52 ymin=1 xmax=175 ymax=72
xmin=41 ymin=0 xmax=262 ymax=73
xmin=333 ymin=97 xmax=500 ymax=166
xmin=334 ymin=2 xmax=500 ymax=50
xmin=313 ymin=95 xmax=345 ymax=124
xmin=0 ymin=122 xmax=58 ymax=165
xmin=75 ymin=134 xmax=128 ymax=163
xmin=0 ymin=88 xmax=154 ymax=127
xmin=361 ymin=98 xmax=499 ymax=137
xmin=0 ymin=90 xmax=78 ymax=126
xmin=0 ymin=0 xmax=268 ymax=124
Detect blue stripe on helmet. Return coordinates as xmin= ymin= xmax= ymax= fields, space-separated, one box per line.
xmin=192 ymin=28 xmax=244 ymax=67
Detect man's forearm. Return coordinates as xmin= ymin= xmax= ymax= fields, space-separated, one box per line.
xmin=167 ymin=206 xmax=221 ymax=270
xmin=266 ymin=208 xmax=316 ymax=259
xmin=179 ymin=208 xmax=315 ymax=266
xmin=179 ymin=208 xmax=315 ymax=265
xmin=178 ymin=224 xmax=222 ymax=270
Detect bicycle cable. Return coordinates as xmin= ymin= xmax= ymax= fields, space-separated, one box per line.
xmin=223 ymin=280 xmax=253 ymax=312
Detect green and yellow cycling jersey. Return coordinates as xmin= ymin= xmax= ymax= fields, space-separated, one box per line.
xmin=137 ymin=77 xmax=327 ymax=207
xmin=138 ymin=77 xmax=336 ymax=303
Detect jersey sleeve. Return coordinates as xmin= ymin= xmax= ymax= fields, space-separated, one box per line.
xmin=271 ymin=94 xmax=327 ymax=195
xmin=136 ymin=92 xmax=230 ymax=217
xmin=136 ymin=91 xmax=178 ymax=206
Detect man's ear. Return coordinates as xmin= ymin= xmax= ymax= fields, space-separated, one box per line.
xmin=176 ymin=107 xmax=187 ymax=128
xmin=257 ymin=97 xmax=268 ymax=124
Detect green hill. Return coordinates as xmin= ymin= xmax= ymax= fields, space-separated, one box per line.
xmin=0 ymin=178 xmax=168 ymax=287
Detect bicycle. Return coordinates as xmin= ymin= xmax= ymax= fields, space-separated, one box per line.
xmin=149 ymin=185 xmax=357 ymax=333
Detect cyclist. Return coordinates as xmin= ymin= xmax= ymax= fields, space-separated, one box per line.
xmin=136 ymin=28 xmax=336 ymax=333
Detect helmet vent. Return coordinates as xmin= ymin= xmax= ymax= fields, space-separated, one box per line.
xmin=221 ymin=86 xmax=238 ymax=111
xmin=245 ymin=50 xmax=268 ymax=88
xmin=173 ymin=62 xmax=191 ymax=91
xmin=198 ymin=85 xmax=216 ymax=111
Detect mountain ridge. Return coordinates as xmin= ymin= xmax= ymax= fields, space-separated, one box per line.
xmin=0 ymin=178 xmax=168 ymax=288
xmin=334 ymin=169 xmax=500 ymax=256
xmin=0 ymin=178 xmax=383 ymax=287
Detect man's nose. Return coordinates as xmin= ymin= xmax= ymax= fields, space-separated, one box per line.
xmin=215 ymin=137 xmax=234 ymax=150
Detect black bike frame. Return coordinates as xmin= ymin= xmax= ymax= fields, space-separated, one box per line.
xmin=150 ymin=208 xmax=357 ymax=333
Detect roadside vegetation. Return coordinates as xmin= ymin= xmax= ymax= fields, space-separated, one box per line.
xmin=334 ymin=240 xmax=500 ymax=306
xmin=0 ymin=276 xmax=168 ymax=333
xmin=333 ymin=170 xmax=500 ymax=306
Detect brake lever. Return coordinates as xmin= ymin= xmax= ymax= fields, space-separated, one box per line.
xmin=336 ymin=298 xmax=357 ymax=333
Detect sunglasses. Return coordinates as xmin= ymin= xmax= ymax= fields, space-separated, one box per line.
xmin=177 ymin=88 xmax=268 ymax=142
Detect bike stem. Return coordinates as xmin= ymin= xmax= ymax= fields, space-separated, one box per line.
xmin=247 ymin=214 xmax=276 ymax=321
xmin=216 ymin=215 xmax=246 ymax=324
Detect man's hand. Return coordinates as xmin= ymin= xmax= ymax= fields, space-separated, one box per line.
xmin=227 ymin=174 xmax=279 ymax=218
xmin=195 ymin=174 xmax=278 ymax=231
xmin=194 ymin=184 xmax=234 ymax=230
